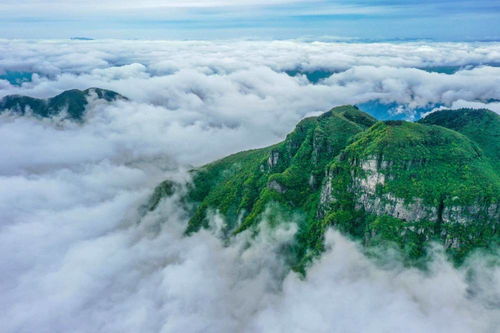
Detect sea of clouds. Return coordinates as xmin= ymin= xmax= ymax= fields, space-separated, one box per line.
xmin=0 ymin=40 xmax=499 ymax=332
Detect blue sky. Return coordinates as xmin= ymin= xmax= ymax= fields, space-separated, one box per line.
xmin=1 ymin=0 xmax=499 ymax=40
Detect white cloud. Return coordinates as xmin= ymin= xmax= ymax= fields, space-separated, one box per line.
xmin=322 ymin=65 xmax=500 ymax=108
xmin=1 ymin=178 xmax=498 ymax=332
xmin=435 ymin=99 xmax=500 ymax=114
xmin=251 ymin=232 xmax=500 ymax=333
xmin=1 ymin=41 xmax=499 ymax=121
xmin=0 ymin=40 xmax=499 ymax=332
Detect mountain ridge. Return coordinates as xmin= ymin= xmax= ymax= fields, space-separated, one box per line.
xmin=0 ymin=88 xmax=126 ymax=120
xmin=151 ymin=105 xmax=499 ymax=271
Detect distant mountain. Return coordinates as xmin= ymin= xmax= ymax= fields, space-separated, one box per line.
xmin=70 ymin=37 xmax=94 ymax=40
xmin=0 ymin=88 xmax=126 ymax=120
xmin=151 ymin=106 xmax=499 ymax=271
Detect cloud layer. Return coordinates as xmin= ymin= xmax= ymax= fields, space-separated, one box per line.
xmin=1 ymin=40 xmax=499 ymax=125
xmin=0 ymin=40 xmax=499 ymax=332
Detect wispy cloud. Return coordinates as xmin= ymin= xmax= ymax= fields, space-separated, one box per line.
xmin=1 ymin=0 xmax=498 ymax=39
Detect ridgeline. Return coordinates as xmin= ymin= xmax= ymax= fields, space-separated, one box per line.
xmin=151 ymin=106 xmax=499 ymax=271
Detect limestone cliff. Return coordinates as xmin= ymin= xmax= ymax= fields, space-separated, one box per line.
xmin=151 ymin=106 xmax=500 ymax=270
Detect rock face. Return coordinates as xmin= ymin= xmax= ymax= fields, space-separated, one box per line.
xmin=0 ymin=88 xmax=126 ymax=120
xmin=268 ymin=180 xmax=286 ymax=193
xmin=267 ymin=150 xmax=280 ymax=168
xmin=152 ymin=106 xmax=500 ymax=269
xmin=317 ymin=118 xmax=498 ymax=262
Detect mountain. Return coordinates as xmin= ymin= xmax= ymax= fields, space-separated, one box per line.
xmin=0 ymin=88 xmax=125 ymax=120
xmin=418 ymin=108 xmax=500 ymax=170
xmin=151 ymin=106 xmax=499 ymax=271
xmin=70 ymin=37 xmax=94 ymax=40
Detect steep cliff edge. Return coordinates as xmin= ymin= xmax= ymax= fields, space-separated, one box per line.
xmin=320 ymin=120 xmax=498 ymax=262
xmin=183 ymin=106 xmax=376 ymax=236
xmin=151 ymin=106 xmax=499 ymax=270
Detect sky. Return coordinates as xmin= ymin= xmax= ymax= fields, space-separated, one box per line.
xmin=1 ymin=0 xmax=500 ymax=40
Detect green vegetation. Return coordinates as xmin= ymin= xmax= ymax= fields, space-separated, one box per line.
xmin=334 ymin=120 xmax=496 ymax=206
xmin=152 ymin=106 xmax=500 ymax=271
xmin=0 ymin=88 xmax=125 ymax=120
xmin=419 ymin=108 xmax=500 ymax=169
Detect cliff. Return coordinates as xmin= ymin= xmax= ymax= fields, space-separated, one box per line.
xmin=151 ymin=106 xmax=500 ymax=270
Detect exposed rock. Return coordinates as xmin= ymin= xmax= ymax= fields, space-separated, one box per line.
xmin=268 ymin=180 xmax=286 ymax=193
xmin=308 ymin=174 xmax=315 ymax=188
xmin=356 ymin=193 xmax=438 ymax=222
xmin=163 ymin=105 xmax=500 ymax=268
xmin=442 ymin=203 xmax=499 ymax=224
xmin=319 ymin=169 xmax=334 ymax=206
xmin=357 ymin=158 xmax=385 ymax=193
xmin=267 ymin=150 xmax=280 ymax=168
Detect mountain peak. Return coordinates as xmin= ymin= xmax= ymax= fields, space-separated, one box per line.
xmin=420 ymin=108 xmax=497 ymax=125
xmin=151 ymin=105 xmax=500 ymax=271
xmin=322 ymin=105 xmax=377 ymax=128
xmin=419 ymin=108 xmax=500 ymax=168
xmin=0 ymin=88 xmax=126 ymax=120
